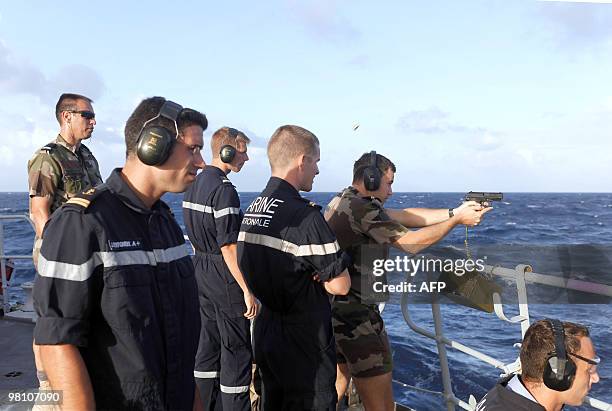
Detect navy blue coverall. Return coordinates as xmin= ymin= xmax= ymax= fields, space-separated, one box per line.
xmin=237 ymin=177 xmax=349 ymax=410
xmin=183 ymin=166 xmax=252 ymax=411
xmin=34 ymin=168 xmax=200 ymax=410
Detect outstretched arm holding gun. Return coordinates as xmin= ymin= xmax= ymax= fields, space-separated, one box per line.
xmin=386 ymin=191 xmax=500 ymax=228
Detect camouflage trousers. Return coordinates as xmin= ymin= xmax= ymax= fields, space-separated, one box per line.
xmin=331 ymin=300 xmax=392 ymax=378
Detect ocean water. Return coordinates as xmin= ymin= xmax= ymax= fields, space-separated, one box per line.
xmin=1 ymin=192 xmax=611 ymax=410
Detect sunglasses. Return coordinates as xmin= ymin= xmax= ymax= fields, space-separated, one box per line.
xmin=569 ymin=352 xmax=600 ymax=374
xmin=66 ymin=110 xmax=96 ymax=120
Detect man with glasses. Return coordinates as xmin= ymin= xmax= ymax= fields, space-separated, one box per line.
xmin=477 ymin=319 xmax=600 ymax=411
xmin=27 ymin=93 xmax=103 ymax=403
xmin=28 ymin=93 xmax=102 ymax=246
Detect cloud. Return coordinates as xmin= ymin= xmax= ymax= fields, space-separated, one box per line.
xmin=540 ymin=111 xmax=567 ymax=119
xmin=48 ymin=65 xmax=106 ymax=101
xmin=516 ymin=148 xmax=535 ymax=165
xmin=397 ymin=107 xmax=496 ymax=135
xmin=536 ymin=2 xmax=612 ymax=49
xmin=0 ymin=40 xmax=47 ymax=98
xmin=347 ymin=54 xmax=370 ymax=68
xmin=0 ymin=110 xmax=36 ymax=135
xmin=396 ymin=107 xmax=505 ymax=152
xmin=479 ymin=132 xmax=503 ymax=151
xmin=285 ymin=0 xmax=361 ymax=44
xmin=0 ymin=39 xmax=105 ymax=103
xmin=0 ymin=146 xmax=13 ymax=166
xmin=238 ymin=128 xmax=269 ymax=148
xmin=396 ymin=107 xmax=451 ymax=134
xmin=0 ymin=104 xmax=58 ymax=182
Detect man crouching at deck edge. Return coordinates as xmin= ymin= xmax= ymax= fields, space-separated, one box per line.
xmin=33 ymin=97 xmax=207 ymax=410
xmin=325 ymin=151 xmax=490 ymax=411
xmin=237 ymin=125 xmax=351 ymax=410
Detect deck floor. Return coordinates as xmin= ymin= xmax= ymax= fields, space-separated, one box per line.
xmin=0 ymin=318 xmax=38 ymax=410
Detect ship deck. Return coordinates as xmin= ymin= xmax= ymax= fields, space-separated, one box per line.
xmin=0 ymin=318 xmax=38 ymax=409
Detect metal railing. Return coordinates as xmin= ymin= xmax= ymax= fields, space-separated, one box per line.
xmin=0 ymin=214 xmax=35 ymax=315
xmin=400 ymin=263 xmax=612 ymax=411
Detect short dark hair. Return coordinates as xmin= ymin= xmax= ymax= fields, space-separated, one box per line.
xmin=124 ymin=97 xmax=208 ymax=157
xmin=520 ymin=319 xmax=590 ymax=383
xmin=352 ymin=152 xmax=396 ymax=184
xmin=55 ymin=93 xmax=93 ymax=124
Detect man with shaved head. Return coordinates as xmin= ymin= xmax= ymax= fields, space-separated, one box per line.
xmin=28 ymin=93 xmax=102 ymax=254
xmin=238 ymin=125 xmax=351 ymax=410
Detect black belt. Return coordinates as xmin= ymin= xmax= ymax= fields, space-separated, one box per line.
xmin=193 ymin=251 xmax=224 ymax=262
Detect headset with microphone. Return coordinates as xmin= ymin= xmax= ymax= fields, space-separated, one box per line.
xmin=136 ymin=100 xmax=183 ymax=166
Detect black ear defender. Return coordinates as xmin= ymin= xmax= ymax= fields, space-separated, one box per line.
xmin=136 ymin=100 xmax=183 ymax=166
xmin=363 ymin=150 xmax=381 ymax=191
xmin=542 ymin=319 xmax=577 ymax=391
xmin=220 ymin=145 xmax=236 ymax=164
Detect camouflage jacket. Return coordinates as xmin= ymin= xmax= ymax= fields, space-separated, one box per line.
xmin=28 ymin=134 xmax=103 ymax=214
xmin=324 ymin=186 xmax=409 ymax=302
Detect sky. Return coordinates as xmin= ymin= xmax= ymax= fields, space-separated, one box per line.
xmin=1 ymin=0 xmax=612 ymax=192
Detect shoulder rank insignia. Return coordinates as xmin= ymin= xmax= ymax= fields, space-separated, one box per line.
xmin=64 ymin=187 xmax=100 ymax=210
xmin=65 ymin=197 xmax=91 ymax=209
xmin=40 ymin=143 xmax=57 ymax=153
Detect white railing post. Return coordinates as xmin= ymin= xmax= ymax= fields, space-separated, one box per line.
xmin=514 ymin=264 xmax=531 ymax=338
xmin=430 ymin=297 xmax=457 ymax=411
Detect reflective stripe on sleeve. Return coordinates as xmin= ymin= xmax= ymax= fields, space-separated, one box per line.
xmin=237 ymin=232 xmax=340 ymax=257
xmin=182 ymin=201 xmax=240 ymax=218
xmin=194 ymin=371 xmax=219 ymax=379
xmin=38 ymin=244 xmax=190 ymax=281
xmin=37 ymin=253 xmax=100 ymax=282
xmin=220 ymin=384 xmax=250 ymax=394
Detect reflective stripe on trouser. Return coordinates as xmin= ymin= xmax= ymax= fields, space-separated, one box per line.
xmin=195 ymin=290 xmax=252 ymax=411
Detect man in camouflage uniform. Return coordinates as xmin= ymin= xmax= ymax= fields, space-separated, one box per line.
xmin=27 ymin=93 xmax=101 ymax=408
xmin=324 ymin=152 xmax=490 ymax=411
xmin=28 ymin=93 xmax=102 ymax=261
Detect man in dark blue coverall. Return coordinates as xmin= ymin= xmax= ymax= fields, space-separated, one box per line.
xmin=237 ymin=125 xmax=351 ymax=410
xmin=183 ymin=127 xmax=257 ymax=410
xmin=33 ymin=97 xmax=207 ymax=410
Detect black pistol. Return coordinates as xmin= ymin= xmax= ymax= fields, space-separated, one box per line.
xmin=464 ymin=191 xmax=503 ymax=205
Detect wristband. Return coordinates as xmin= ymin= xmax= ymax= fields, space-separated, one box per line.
xmin=448 ymin=208 xmax=454 ymax=218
